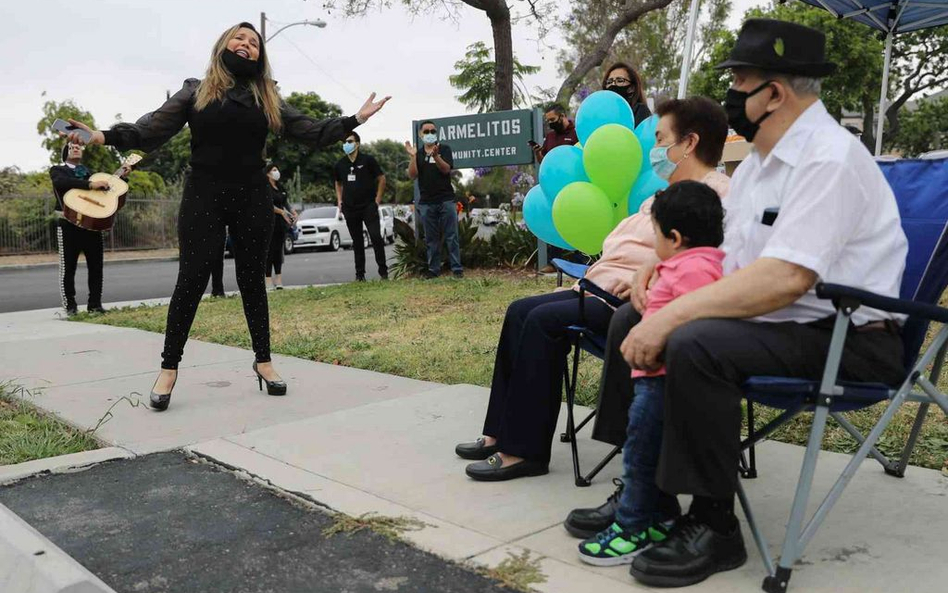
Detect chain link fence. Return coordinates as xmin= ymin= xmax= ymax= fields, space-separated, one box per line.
xmin=0 ymin=193 xmax=180 ymax=256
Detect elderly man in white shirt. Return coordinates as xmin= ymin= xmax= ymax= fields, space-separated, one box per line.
xmin=620 ymin=19 xmax=908 ymax=588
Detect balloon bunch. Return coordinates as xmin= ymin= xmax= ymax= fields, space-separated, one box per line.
xmin=524 ymin=91 xmax=668 ymax=255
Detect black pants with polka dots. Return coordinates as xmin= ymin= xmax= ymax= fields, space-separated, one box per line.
xmin=161 ymin=175 xmax=274 ymax=370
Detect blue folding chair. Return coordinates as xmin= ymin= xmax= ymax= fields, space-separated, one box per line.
xmin=736 ymin=157 xmax=948 ymax=593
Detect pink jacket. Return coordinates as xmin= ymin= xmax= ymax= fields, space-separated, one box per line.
xmin=632 ymin=246 xmax=725 ymax=378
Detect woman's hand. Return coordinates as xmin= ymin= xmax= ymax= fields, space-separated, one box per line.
xmin=357 ymin=92 xmax=391 ymax=123
xmin=631 ymin=258 xmax=659 ymax=313
xmin=281 ymin=210 xmax=294 ymax=225
xmin=63 ymin=119 xmax=105 ymax=146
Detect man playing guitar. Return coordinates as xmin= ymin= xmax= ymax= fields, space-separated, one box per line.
xmin=49 ymin=142 xmax=129 ymax=315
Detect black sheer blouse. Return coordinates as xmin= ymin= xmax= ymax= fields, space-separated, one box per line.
xmin=102 ymin=78 xmax=358 ymax=181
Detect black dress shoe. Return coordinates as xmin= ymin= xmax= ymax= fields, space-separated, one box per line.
xmin=65 ymin=304 xmax=78 ymax=317
xmin=564 ymin=478 xmax=624 ymax=538
xmin=356 ymin=274 xmax=366 ymax=282
xmin=87 ymin=305 xmax=106 ymax=314
xmin=455 ymin=437 xmax=499 ymax=460
xmin=253 ymin=362 xmax=287 ymax=396
xmin=465 ymin=454 xmax=549 ymax=482
xmin=149 ymin=375 xmax=176 ymax=412
xmin=630 ymin=514 xmax=747 ymax=588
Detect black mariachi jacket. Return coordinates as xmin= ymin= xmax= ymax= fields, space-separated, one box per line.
xmin=49 ymin=164 xmax=92 ymax=212
xmin=101 ymin=78 xmax=359 ymax=181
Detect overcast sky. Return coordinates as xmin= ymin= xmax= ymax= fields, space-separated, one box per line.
xmin=1 ymin=0 xmax=762 ymax=172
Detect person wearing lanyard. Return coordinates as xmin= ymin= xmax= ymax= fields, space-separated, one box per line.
xmin=266 ymin=164 xmax=295 ymax=289
xmin=404 ymin=121 xmax=463 ymax=279
xmin=334 ymin=131 xmax=388 ymax=281
xmin=619 ymin=19 xmax=907 ymax=588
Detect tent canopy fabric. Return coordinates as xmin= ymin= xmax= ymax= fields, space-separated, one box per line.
xmin=797 ymin=0 xmax=948 ymax=34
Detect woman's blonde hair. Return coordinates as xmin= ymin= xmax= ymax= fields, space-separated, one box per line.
xmin=195 ymin=23 xmax=283 ymax=132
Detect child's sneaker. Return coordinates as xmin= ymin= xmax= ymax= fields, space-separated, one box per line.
xmin=578 ymin=521 xmax=671 ymax=567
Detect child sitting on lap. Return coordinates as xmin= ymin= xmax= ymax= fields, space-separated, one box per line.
xmin=578 ymin=180 xmax=726 ymax=566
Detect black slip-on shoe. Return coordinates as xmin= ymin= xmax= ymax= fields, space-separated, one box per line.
xmin=564 ymin=478 xmax=624 ymax=538
xmin=465 ymin=454 xmax=549 ymax=482
xmin=455 ymin=437 xmax=499 ymax=460
xmin=630 ymin=514 xmax=747 ymax=588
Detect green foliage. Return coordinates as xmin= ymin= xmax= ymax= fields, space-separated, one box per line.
xmin=449 ymin=42 xmax=540 ymax=113
xmin=891 ymin=98 xmax=948 ymax=156
xmin=126 ymin=170 xmax=167 ymax=196
xmin=267 ymin=92 xmax=344 ymax=191
xmin=137 ymin=127 xmax=192 ymax=182
xmin=37 ymin=99 xmax=120 ymax=173
xmin=364 ymin=138 xmax=410 ymax=203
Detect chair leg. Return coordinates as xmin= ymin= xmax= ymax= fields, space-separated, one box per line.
xmin=564 ymin=339 xmax=587 ymax=487
xmin=574 ymin=409 xmax=596 ymax=433
xmin=829 ymin=411 xmax=898 ymax=475
xmin=891 ymin=402 xmax=930 ymax=478
xmin=742 ymin=400 xmax=758 ymax=479
xmin=582 ymin=445 xmax=621 ymax=485
xmin=736 ymin=478 xmax=775 ymax=579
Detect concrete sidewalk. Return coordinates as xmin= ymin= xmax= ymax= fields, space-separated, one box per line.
xmin=2 ymin=306 xmax=947 ymax=592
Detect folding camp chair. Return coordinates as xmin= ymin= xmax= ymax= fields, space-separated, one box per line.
xmin=736 ymin=157 xmax=948 ymax=593
xmin=552 ymin=258 xmax=624 ymax=487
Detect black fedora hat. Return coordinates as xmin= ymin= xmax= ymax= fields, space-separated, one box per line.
xmin=715 ymin=18 xmax=836 ymax=78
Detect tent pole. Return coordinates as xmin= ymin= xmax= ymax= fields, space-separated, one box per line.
xmin=677 ymin=0 xmax=702 ymax=99
xmin=875 ymin=32 xmax=894 ymax=156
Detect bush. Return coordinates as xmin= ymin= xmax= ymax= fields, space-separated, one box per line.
xmin=390 ymin=216 xmax=537 ymax=278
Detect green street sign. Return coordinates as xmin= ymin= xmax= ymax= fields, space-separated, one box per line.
xmin=413 ymin=109 xmax=538 ymax=169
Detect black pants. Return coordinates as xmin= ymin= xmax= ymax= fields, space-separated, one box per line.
xmin=161 ymin=175 xmax=273 ymax=370
xmin=482 ymin=290 xmax=614 ymax=463
xmin=591 ymin=302 xmax=641 ymax=446
xmin=343 ymin=203 xmax=387 ymax=277
xmin=57 ymin=219 xmax=104 ymax=309
xmin=658 ymin=318 xmax=906 ymax=499
xmin=266 ymin=225 xmax=285 ymax=277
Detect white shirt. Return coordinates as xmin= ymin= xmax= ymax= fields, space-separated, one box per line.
xmin=721 ymin=101 xmax=907 ymax=326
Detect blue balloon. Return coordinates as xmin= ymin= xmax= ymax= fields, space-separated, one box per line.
xmin=634 ymin=114 xmax=660 ymax=169
xmin=523 ymin=185 xmax=572 ymax=250
xmin=627 ymin=170 xmax=668 ymax=215
xmin=539 ymin=145 xmax=589 ymax=203
xmin=575 ymin=91 xmax=635 ymax=145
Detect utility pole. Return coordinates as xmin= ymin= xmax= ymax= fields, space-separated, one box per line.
xmin=260 ymin=12 xmax=266 ymax=41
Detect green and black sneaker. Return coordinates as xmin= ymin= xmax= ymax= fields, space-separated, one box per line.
xmin=578 ymin=521 xmax=671 ymax=567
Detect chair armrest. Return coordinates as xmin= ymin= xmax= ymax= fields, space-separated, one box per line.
xmin=552 ymin=258 xmax=590 ymax=280
xmin=816 ymin=283 xmax=948 ymax=324
xmin=578 ymin=277 xmax=626 ymax=309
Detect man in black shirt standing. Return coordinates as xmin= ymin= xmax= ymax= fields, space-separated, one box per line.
xmin=334 ymin=131 xmax=388 ymax=281
xmin=49 ymin=142 xmax=115 ymax=316
xmin=405 ymin=120 xmax=462 ymax=278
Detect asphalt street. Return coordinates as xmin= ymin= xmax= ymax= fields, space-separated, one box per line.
xmin=0 ymin=245 xmax=394 ymax=313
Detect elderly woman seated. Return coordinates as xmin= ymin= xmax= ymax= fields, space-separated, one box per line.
xmin=456 ymin=96 xmax=732 ymax=481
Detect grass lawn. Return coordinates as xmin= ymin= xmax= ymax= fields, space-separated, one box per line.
xmin=81 ymin=273 xmax=948 ymax=473
xmin=0 ymin=382 xmax=100 ymax=466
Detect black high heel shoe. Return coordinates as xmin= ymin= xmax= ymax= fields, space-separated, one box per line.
xmin=253 ymin=362 xmax=287 ymax=396
xmin=149 ymin=373 xmax=177 ymax=411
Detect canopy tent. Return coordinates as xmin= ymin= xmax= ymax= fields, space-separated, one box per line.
xmin=676 ymin=0 xmax=948 ymax=154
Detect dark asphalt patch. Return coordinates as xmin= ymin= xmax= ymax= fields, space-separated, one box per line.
xmin=0 ymin=452 xmax=521 ymax=593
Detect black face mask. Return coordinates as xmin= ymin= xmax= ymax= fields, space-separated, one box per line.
xmin=549 ymin=120 xmax=565 ymax=133
xmin=222 ymin=49 xmax=260 ymax=79
xmin=606 ymin=84 xmax=634 ymax=99
xmin=724 ymin=81 xmax=774 ymax=142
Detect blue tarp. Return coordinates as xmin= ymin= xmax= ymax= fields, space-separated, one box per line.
xmin=797 ymin=0 xmax=948 ymax=34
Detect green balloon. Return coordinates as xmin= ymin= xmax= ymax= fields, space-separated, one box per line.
xmin=582 ymin=124 xmax=643 ymax=220
xmin=552 ymin=182 xmax=616 ymax=255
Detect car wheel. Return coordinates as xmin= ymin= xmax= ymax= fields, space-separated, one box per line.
xmin=329 ymin=231 xmax=341 ymax=252
xmin=283 ymin=235 xmax=294 ymax=255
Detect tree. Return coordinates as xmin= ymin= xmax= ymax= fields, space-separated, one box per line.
xmin=559 ymin=0 xmax=731 ymax=103
xmin=324 ymin=1 xmax=555 ymax=111
xmin=450 ymin=42 xmax=540 ymax=112
xmin=137 ymin=127 xmax=191 ymax=183
xmin=37 ymin=99 xmax=120 ymax=174
xmin=881 ymin=28 xmax=948 ymax=150
xmin=266 ymin=91 xmax=344 ymax=194
xmin=363 ymin=138 xmax=408 ymax=202
xmin=890 ymin=97 xmax=948 ymax=156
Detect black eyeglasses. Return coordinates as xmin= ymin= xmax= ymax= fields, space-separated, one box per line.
xmin=545 ymin=118 xmax=559 ymax=125
xmin=421 ymin=128 xmax=437 ymax=134
xmin=604 ymin=77 xmax=631 ymax=86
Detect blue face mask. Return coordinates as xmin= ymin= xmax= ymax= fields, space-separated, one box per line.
xmin=422 ymin=133 xmax=438 ymax=145
xmin=343 ymin=141 xmax=357 ymax=155
xmin=649 ymin=142 xmax=685 ymax=181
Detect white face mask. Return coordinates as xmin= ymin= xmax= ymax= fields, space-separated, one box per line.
xmin=269 ymin=169 xmax=281 ymax=181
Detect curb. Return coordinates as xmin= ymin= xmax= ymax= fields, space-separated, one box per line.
xmin=0 ymin=448 xmax=134 ymax=486
xmin=0 ymin=502 xmax=118 ymax=593
xmin=0 ymin=256 xmax=179 ymax=272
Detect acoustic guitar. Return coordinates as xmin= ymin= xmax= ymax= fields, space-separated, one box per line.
xmin=62 ymin=154 xmax=143 ymax=231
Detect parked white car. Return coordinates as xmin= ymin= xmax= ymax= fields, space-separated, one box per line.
xmin=294 ymin=205 xmax=395 ymax=252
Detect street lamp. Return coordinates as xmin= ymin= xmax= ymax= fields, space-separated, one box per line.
xmin=260 ymin=12 xmax=327 ymax=43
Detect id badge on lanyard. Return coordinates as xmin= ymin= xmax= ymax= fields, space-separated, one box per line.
xmin=347 ymin=167 xmax=356 ymax=182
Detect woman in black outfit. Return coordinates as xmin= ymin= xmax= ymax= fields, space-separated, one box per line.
xmin=64 ymin=22 xmax=389 ymax=410
xmin=265 ymin=164 xmax=294 ymax=290
xmin=602 ymin=61 xmax=651 ymax=127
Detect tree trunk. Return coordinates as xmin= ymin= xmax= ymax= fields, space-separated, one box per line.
xmin=860 ymin=95 xmax=876 ymax=153
xmin=462 ymin=0 xmax=514 ymax=112
xmin=555 ymin=0 xmax=675 ymax=106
